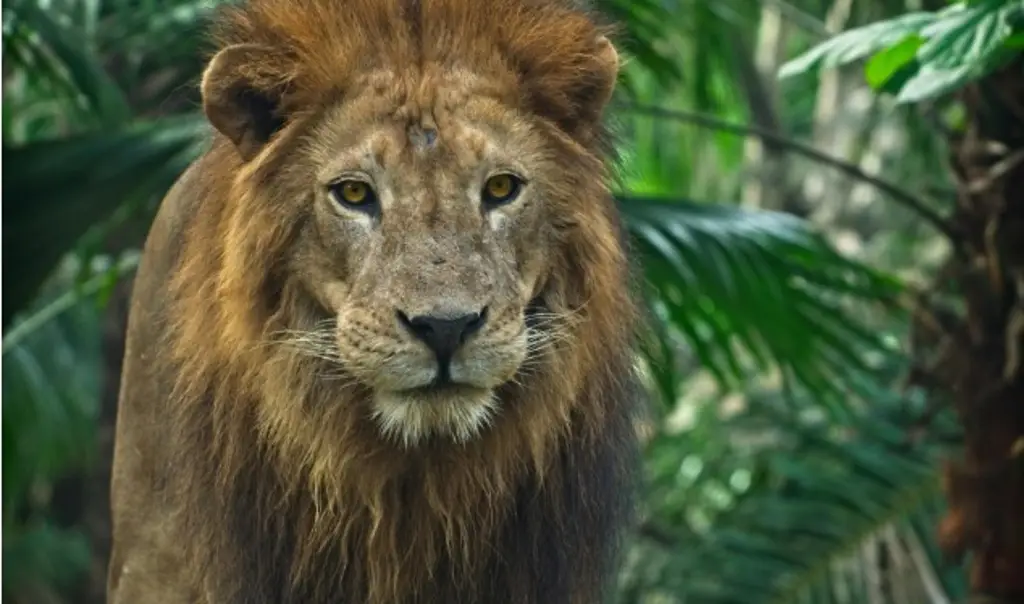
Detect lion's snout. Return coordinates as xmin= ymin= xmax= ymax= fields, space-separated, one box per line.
xmin=395 ymin=305 xmax=488 ymax=376
xmin=333 ymin=297 xmax=528 ymax=443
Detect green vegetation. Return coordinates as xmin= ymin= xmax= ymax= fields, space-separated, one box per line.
xmin=3 ymin=0 xmax=1022 ymax=602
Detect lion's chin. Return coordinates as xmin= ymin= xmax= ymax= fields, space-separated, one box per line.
xmin=370 ymin=385 xmax=499 ymax=447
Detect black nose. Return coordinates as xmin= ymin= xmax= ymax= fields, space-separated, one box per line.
xmin=397 ymin=308 xmax=487 ymax=364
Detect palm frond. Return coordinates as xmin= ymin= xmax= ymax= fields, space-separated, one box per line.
xmin=1 ymin=259 xmax=116 ymax=603
xmin=2 ymin=272 xmax=107 ymax=502
xmin=3 ymin=0 xmax=131 ymax=126
xmin=622 ymin=391 xmax=965 ymax=604
xmin=620 ymin=195 xmax=904 ymax=412
xmin=2 ymin=115 xmax=208 ymax=326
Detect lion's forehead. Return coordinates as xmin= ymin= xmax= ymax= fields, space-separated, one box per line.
xmin=311 ymin=69 xmax=537 ymax=169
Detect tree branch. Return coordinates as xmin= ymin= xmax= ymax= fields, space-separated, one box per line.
xmin=760 ymin=0 xmax=830 ymax=37
xmin=616 ymin=102 xmax=960 ymax=245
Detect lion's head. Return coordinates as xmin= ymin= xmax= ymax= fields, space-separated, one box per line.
xmin=176 ymin=0 xmax=635 ymax=452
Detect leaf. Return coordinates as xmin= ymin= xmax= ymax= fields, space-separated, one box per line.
xmin=916 ymin=0 xmax=1013 ymax=69
xmin=1006 ymin=32 xmax=1024 ymax=50
xmin=888 ymin=0 xmax=1022 ymax=102
xmin=3 ymin=0 xmax=131 ymax=126
xmin=2 ymin=283 xmax=106 ymax=509
xmin=865 ymin=35 xmax=924 ymax=90
xmin=617 ymin=196 xmax=904 ymax=412
xmin=779 ymin=12 xmax=937 ymax=79
xmin=790 ymin=0 xmax=1024 ymax=104
xmin=627 ymin=394 xmax=965 ymax=604
xmin=896 ymin=62 xmax=976 ymax=103
xmin=2 ymin=115 xmax=209 ymax=328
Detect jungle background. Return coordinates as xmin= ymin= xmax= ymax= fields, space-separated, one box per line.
xmin=3 ymin=0 xmax=1022 ymax=602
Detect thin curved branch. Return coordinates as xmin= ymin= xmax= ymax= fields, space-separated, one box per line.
xmin=616 ymin=101 xmax=960 ymax=246
xmin=760 ymin=0 xmax=831 ymax=37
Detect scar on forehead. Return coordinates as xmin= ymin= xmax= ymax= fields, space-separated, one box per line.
xmin=407 ymin=124 xmax=439 ymax=151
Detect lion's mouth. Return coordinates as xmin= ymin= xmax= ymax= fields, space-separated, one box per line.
xmin=402 ymin=381 xmax=485 ymax=400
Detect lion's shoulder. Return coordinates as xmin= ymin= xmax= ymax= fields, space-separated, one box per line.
xmin=108 ymin=144 xmax=237 ymax=602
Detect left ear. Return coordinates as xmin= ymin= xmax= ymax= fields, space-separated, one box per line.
xmin=520 ymin=33 xmax=620 ymax=135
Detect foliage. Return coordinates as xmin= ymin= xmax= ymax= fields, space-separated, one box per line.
xmin=3 ymin=118 xmax=208 ymax=326
xmin=781 ymin=0 xmax=1024 ymax=103
xmin=2 ymin=262 xmax=108 ymax=603
xmin=621 ymin=196 xmax=902 ymax=409
xmin=620 ymin=389 xmax=965 ymax=604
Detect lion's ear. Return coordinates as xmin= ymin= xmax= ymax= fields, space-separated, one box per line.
xmin=520 ymin=32 xmax=620 ymax=135
xmin=585 ymin=35 xmax=620 ymax=117
xmin=201 ymin=44 xmax=289 ymax=161
xmin=561 ymin=34 xmax=620 ymax=129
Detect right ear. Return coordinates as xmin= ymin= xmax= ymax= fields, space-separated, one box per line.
xmin=201 ymin=44 xmax=288 ymax=161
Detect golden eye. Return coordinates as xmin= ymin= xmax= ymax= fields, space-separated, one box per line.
xmin=329 ymin=180 xmax=376 ymax=209
xmin=482 ymin=174 xmax=523 ymax=206
xmin=340 ymin=181 xmax=368 ymax=203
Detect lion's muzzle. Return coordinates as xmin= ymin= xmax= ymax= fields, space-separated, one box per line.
xmin=395 ymin=306 xmax=488 ymax=383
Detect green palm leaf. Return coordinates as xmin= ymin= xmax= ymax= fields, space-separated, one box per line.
xmin=2 ymin=115 xmax=209 ymax=327
xmin=3 ymin=0 xmax=132 ymax=127
xmin=2 ymin=282 xmax=107 ymax=603
xmin=625 ymin=393 xmax=965 ymax=604
xmin=620 ymin=196 xmax=904 ymax=412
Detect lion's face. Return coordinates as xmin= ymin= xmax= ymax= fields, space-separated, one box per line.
xmin=198 ymin=1 xmax=623 ymax=448
xmin=289 ymin=72 xmax=568 ymax=444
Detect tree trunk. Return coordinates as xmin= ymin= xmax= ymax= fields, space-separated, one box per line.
xmin=932 ymin=57 xmax=1024 ymax=602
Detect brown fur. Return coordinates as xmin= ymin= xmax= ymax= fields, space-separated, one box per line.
xmin=108 ymin=1 xmax=643 ymax=603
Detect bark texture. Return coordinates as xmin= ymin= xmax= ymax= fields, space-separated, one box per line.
xmin=928 ymin=58 xmax=1024 ymax=602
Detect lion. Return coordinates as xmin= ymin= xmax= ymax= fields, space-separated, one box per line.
xmin=107 ymin=0 xmax=644 ymax=602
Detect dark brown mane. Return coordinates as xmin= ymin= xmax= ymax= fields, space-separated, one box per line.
xmin=149 ymin=1 xmax=642 ymax=602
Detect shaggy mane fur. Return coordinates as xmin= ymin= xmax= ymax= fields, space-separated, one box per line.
xmin=151 ymin=1 xmax=643 ymax=602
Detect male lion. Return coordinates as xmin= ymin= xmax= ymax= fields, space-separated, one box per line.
xmin=108 ymin=0 xmax=644 ymax=602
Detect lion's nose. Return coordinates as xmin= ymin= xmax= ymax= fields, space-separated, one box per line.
xmin=397 ymin=307 xmax=488 ymax=366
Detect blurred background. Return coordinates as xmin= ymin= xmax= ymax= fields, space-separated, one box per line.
xmin=3 ymin=0 xmax=1022 ymax=603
